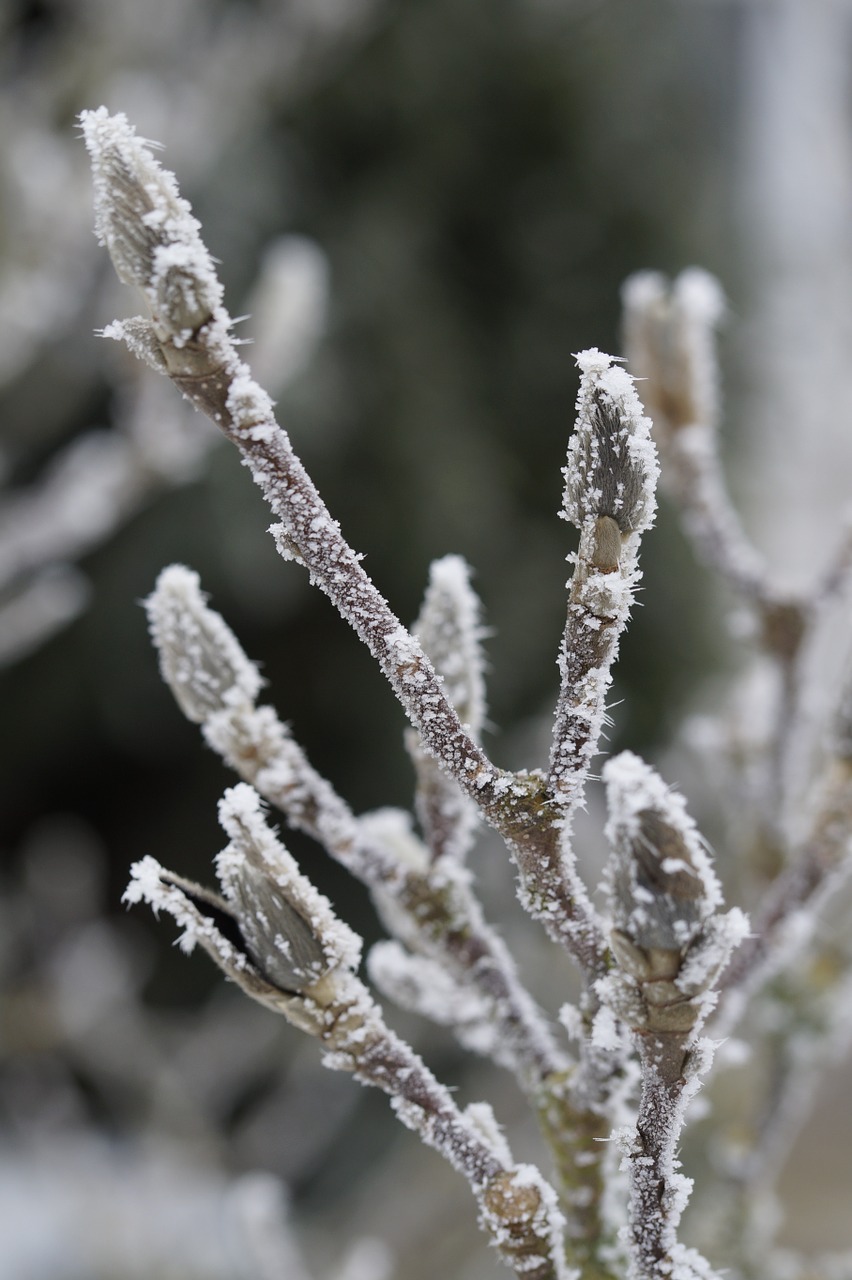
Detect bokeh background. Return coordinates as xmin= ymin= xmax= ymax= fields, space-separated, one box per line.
xmin=2 ymin=1 xmax=852 ymax=1276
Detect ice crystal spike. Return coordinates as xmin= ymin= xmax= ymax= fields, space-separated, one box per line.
xmin=80 ymin=107 xmax=223 ymax=339
xmin=563 ymin=349 xmax=658 ymax=539
xmin=145 ymin=565 xmax=263 ymax=724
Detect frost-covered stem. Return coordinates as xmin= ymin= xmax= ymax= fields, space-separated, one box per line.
xmin=549 ymin=351 xmax=658 ymax=812
xmin=536 ymin=1074 xmax=622 ymax=1280
xmin=334 ymin=1002 xmax=568 ymax=1280
xmin=82 ymin=108 xmax=607 ymax=980
xmin=125 ymin=788 xmax=569 ymax=1280
xmin=624 ymin=1034 xmax=694 ymax=1280
xmin=717 ymin=754 xmax=852 ymax=1006
xmin=621 ymin=270 xmax=808 ymax=664
xmin=145 ymin=566 xmax=567 ymax=1092
xmin=407 ymin=554 xmax=486 ymax=863
xmin=541 ymin=352 xmax=659 ymax=981
xmin=598 ymin=754 xmax=748 ymax=1280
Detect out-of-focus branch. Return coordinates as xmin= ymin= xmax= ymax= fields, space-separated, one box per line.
xmin=622 ymin=269 xmax=809 ymax=666
xmin=406 ymin=555 xmax=487 ymax=865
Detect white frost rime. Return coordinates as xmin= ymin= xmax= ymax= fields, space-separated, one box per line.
xmin=85 ymin=106 xmax=852 ymax=1280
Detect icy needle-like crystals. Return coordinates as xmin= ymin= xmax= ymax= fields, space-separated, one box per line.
xmin=124 ymin=784 xmax=361 ymax=1032
xmin=563 ymin=350 xmax=658 ymax=543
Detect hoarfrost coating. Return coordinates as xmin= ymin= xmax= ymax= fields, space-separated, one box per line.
xmin=85 ymin=106 xmax=852 ymax=1280
xmin=563 ymin=349 xmax=659 ymax=537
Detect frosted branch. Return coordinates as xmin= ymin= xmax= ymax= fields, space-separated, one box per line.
xmin=598 ymin=753 xmax=748 ymax=1280
xmin=622 ymin=270 xmax=807 ymax=657
xmin=549 ymin=350 xmax=658 ymax=811
xmin=407 ymin=555 xmax=487 ymax=863
xmin=84 ymin=109 xmax=611 ymax=980
xmin=125 ymin=786 xmax=571 ymax=1280
xmin=717 ymin=753 xmax=852 ymax=1013
xmin=145 ymin=565 xmax=567 ymax=1094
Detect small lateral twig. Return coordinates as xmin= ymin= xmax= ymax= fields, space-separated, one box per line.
xmin=125 ymin=784 xmax=570 ymax=1280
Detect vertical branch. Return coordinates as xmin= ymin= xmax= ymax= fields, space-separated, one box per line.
xmin=407 ymin=554 xmax=487 ymax=864
xmin=598 ymin=753 xmax=748 ymax=1279
xmin=622 ymin=268 xmax=813 ymax=855
xmin=549 ymin=350 xmax=659 ymax=811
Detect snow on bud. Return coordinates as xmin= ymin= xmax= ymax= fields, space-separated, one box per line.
xmin=80 ymin=107 xmax=223 ymax=340
xmin=599 ymin=752 xmax=748 ymax=1032
xmin=413 ymin=555 xmax=487 ymax=737
xmin=145 ymin=565 xmax=263 ymax=724
xmin=621 ymin=268 xmax=725 ymax=433
xmin=602 ymin=750 xmax=721 ymax=953
xmin=124 ymin=785 xmax=361 ymax=1013
xmin=563 ymin=349 xmax=658 ymax=548
xmin=215 ymin=784 xmax=362 ymax=994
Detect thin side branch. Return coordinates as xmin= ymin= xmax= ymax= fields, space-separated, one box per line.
xmin=125 ymin=785 xmax=571 ymax=1280
xmin=145 ymin=565 xmax=567 ymax=1094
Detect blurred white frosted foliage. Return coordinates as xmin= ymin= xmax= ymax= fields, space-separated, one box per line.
xmin=0 ymin=1142 xmax=326 ymax=1280
xmin=244 ymin=237 xmax=330 ymax=397
xmin=0 ymin=0 xmax=372 ymax=664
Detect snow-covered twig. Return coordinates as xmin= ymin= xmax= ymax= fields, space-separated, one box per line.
xmin=598 ymin=753 xmax=748 ymax=1279
xmin=125 ymin=785 xmax=571 ymax=1280
xmin=80 ymin=106 xmax=611 ymax=980
xmin=145 ymin=565 xmax=567 ymax=1093
xmin=407 ymin=555 xmax=487 ymax=865
xmin=549 ymin=350 xmax=658 ymax=815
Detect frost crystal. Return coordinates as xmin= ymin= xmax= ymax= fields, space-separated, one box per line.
xmin=216 ymin=783 xmax=362 ymax=989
